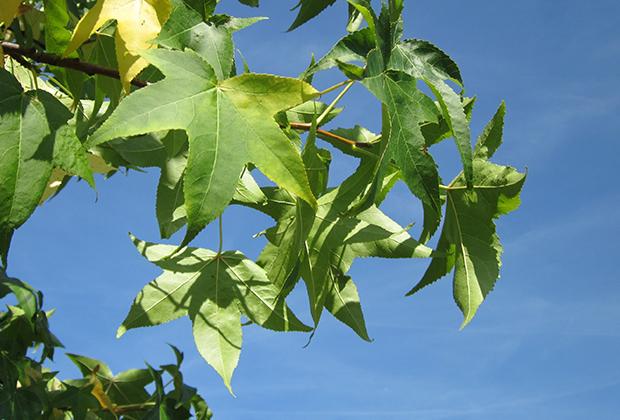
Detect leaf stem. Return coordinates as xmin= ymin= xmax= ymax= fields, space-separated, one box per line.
xmin=110 ymin=402 xmax=157 ymax=414
xmin=289 ymin=122 xmax=371 ymax=148
xmin=316 ymin=80 xmax=354 ymax=126
xmin=317 ymin=79 xmax=352 ymax=96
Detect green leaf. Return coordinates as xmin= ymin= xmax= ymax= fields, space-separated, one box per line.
xmin=408 ymin=159 xmax=526 ymax=328
xmin=43 ymin=0 xmax=73 ymax=55
xmin=88 ymin=49 xmax=318 ymax=247
xmin=323 ymin=125 xmax=381 ymax=159
xmin=191 ymin=296 xmax=240 ymax=393
xmin=109 ymin=132 xmax=168 ymax=168
xmin=51 ymin=126 xmax=95 ymax=187
xmin=361 ymin=71 xmax=442 ymax=221
xmin=302 ymin=122 xmax=331 ymax=197
xmin=420 ymin=96 xmax=476 ymax=148
xmin=119 ymin=237 xmax=311 ymax=389
xmin=391 ymin=39 xmax=462 ymax=85
xmin=288 ymin=0 xmax=336 ymax=31
xmin=238 ymin=0 xmax=258 ymax=6
xmin=474 ymin=101 xmax=506 ymax=160
xmin=389 ymin=40 xmax=473 ymax=186
xmin=336 ymin=60 xmax=365 ymax=80
xmin=157 ymin=0 xmax=234 ymax=80
xmin=67 ymin=354 xmax=114 ymax=378
xmin=246 ymin=161 xmax=431 ymax=334
xmin=324 ymin=273 xmax=369 ymax=341
xmin=0 ymin=70 xmax=80 ymax=265
xmin=307 ymin=28 xmax=375 ymax=77
xmin=346 ymin=0 xmax=377 ymax=39
xmin=65 ymin=353 xmax=153 ymax=406
xmin=285 ymin=101 xmax=342 ymax=126
xmin=233 ymin=169 xmax=268 ymax=206
xmin=376 ymin=0 xmax=403 ymax=61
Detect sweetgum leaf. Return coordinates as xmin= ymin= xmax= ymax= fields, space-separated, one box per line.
xmin=408 ymin=106 xmax=525 ymax=328
xmin=65 ymin=354 xmax=153 ymax=405
xmin=88 ymin=49 xmax=317 ymax=247
xmin=361 ymin=69 xmax=441 ymax=222
xmin=242 ymin=161 xmax=431 ymax=337
xmin=389 ymin=40 xmax=473 ymax=186
xmin=119 ymin=237 xmax=311 ymax=390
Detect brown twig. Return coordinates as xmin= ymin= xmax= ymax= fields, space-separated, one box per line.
xmin=289 ymin=122 xmax=372 ymax=148
xmin=2 ymin=42 xmax=376 ymax=149
xmin=1 ymin=41 xmax=147 ymax=88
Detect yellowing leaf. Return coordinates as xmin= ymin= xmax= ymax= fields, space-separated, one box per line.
xmin=89 ymin=371 xmax=116 ymax=411
xmin=0 ymin=0 xmax=22 ymax=28
xmin=0 ymin=0 xmax=22 ymax=66
xmin=64 ymin=0 xmax=172 ymax=91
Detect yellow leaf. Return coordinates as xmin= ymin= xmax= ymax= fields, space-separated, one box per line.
xmin=64 ymin=0 xmax=171 ymax=91
xmin=0 ymin=0 xmax=22 ymax=28
xmin=89 ymin=371 xmax=116 ymax=411
xmin=39 ymin=169 xmax=68 ymax=205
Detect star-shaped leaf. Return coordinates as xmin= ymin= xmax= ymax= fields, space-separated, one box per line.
xmin=240 ymin=159 xmax=432 ymax=339
xmin=64 ymin=0 xmax=172 ymax=90
xmin=118 ymin=236 xmax=311 ymax=391
xmin=87 ymin=49 xmax=318 ymax=246
xmin=65 ymin=354 xmax=153 ymax=406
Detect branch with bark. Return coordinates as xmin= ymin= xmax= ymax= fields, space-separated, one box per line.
xmin=2 ymin=41 xmax=371 ymax=148
xmin=1 ymin=41 xmax=147 ymax=87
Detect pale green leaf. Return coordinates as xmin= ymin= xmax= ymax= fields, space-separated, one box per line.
xmin=88 ymin=49 xmax=317 ymax=246
xmin=408 ymin=160 xmax=526 ymax=327
xmin=120 ymin=237 xmax=310 ymax=388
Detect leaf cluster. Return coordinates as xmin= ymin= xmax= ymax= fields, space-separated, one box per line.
xmin=0 ymin=270 xmax=212 ymax=419
xmin=0 ymin=0 xmax=526 ymax=406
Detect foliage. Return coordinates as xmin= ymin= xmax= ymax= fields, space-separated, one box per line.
xmin=0 ymin=269 xmax=212 ymax=418
xmin=0 ymin=0 xmax=525 ymax=416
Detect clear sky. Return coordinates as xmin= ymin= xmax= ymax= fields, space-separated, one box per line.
xmin=9 ymin=0 xmax=620 ymax=418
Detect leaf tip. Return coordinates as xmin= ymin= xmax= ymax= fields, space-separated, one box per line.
xmin=116 ymin=325 xmax=127 ymax=338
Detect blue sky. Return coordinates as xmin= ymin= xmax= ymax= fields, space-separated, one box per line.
xmin=8 ymin=0 xmax=620 ymax=418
